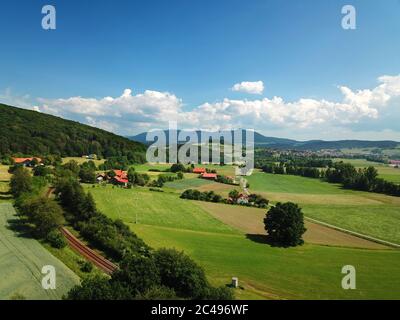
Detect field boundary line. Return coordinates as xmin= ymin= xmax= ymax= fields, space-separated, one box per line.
xmin=305 ymin=216 xmax=400 ymax=249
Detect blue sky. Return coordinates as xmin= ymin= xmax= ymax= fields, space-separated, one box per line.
xmin=0 ymin=0 xmax=399 ymax=140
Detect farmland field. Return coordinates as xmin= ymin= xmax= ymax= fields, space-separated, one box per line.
xmin=247 ymin=172 xmax=400 ymax=244
xmin=131 ymin=224 xmax=400 ymax=299
xmin=87 ymin=185 xmax=237 ymax=234
xmin=0 ymin=165 xmax=11 ymax=182
xmin=89 ymin=184 xmax=400 ymax=299
xmin=0 ymin=203 xmax=79 ymax=300
xmin=62 ymin=157 xmax=105 ymax=167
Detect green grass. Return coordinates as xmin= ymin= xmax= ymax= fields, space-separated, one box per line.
xmin=247 ymin=171 xmax=349 ymax=194
xmin=0 ymin=203 xmax=79 ymax=300
xmin=246 ymin=171 xmax=400 ymax=245
xmin=164 ymin=177 xmax=214 ymax=190
xmin=90 ymin=184 xmax=400 ymax=299
xmin=0 ymin=181 xmax=12 ymax=203
xmin=303 ymin=205 xmax=400 ymax=244
xmin=87 ymin=185 xmax=237 ymax=234
xmin=131 ymin=224 xmax=400 ymax=300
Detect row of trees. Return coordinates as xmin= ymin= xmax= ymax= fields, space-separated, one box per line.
xmin=261 ymin=160 xmax=400 ymax=197
xmin=325 ymin=163 xmax=400 ymax=196
xmin=67 ymin=248 xmax=233 ymax=300
xmin=54 ymin=175 xmax=149 ymax=260
xmin=180 ymin=189 xmax=269 ymax=208
xmin=11 ymin=167 xmax=67 ymax=248
xmin=261 ymin=163 xmax=321 ymax=179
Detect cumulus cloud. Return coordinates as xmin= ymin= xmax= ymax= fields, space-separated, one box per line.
xmin=232 ymin=81 xmax=264 ymax=94
xmin=11 ymin=74 xmax=400 ymax=139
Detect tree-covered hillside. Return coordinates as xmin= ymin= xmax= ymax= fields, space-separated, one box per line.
xmin=0 ymin=104 xmax=146 ymax=159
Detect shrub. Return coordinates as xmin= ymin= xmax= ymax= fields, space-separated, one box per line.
xmin=80 ymin=260 xmax=94 ymax=273
xmin=47 ymin=230 xmax=68 ymax=248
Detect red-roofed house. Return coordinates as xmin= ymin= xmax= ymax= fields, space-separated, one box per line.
xmin=201 ymin=173 xmax=217 ymax=180
xmin=13 ymin=157 xmax=42 ymax=167
xmin=112 ymin=170 xmax=129 ymax=187
xmin=389 ymin=160 xmax=400 ymax=167
xmin=193 ymin=167 xmax=206 ymax=174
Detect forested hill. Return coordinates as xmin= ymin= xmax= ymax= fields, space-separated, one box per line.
xmin=0 ymin=103 xmax=146 ymax=159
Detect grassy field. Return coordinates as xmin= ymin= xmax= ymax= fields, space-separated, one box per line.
xmin=87 ymin=185 xmax=237 ymax=234
xmin=246 ymin=171 xmax=349 ymax=194
xmin=197 ymin=201 xmax=387 ymax=249
xmin=90 ymin=184 xmax=400 ymax=299
xmin=62 ymin=157 xmax=105 ymax=167
xmin=246 ymin=171 xmax=400 ymax=244
xmin=0 ymin=203 xmax=79 ymax=300
xmin=0 ymin=165 xmax=11 ymax=182
xmin=164 ymin=177 xmax=215 ymax=190
xmin=131 ymin=224 xmax=400 ymax=299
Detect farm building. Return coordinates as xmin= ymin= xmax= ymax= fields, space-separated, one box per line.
xmin=201 ymin=172 xmax=217 ymax=180
xmin=13 ymin=157 xmax=42 ymax=167
xmin=236 ymin=194 xmax=249 ymax=205
xmin=111 ymin=170 xmax=128 ymax=187
xmin=389 ymin=160 xmax=400 ymax=167
xmin=193 ymin=167 xmax=206 ymax=174
xmin=96 ymin=173 xmax=106 ymax=183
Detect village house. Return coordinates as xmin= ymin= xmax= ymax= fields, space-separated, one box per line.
xmin=193 ymin=167 xmax=206 ymax=174
xmin=201 ymin=172 xmax=217 ymax=180
xmin=112 ymin=169 xmax=129 ymax=187
xmin=13 ymin=157 xmax=42 ymax=167
xmin=389 ymin=160 xmax=400 ymax=168
xmin=236 ymin=194 xmax=249 ymax=205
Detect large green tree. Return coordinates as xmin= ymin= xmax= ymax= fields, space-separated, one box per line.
xmin=264 ymin=202 xmax=306 ymax=247
xmin=10 ymin=167 xmax=33 ymax=197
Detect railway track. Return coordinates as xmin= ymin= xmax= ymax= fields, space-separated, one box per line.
xmin=46 ymin=187 xmax=118 ymax=274
xmin=60 ymin=227 xmax=118 ymax=275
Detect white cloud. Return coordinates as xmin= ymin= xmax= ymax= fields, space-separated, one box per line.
xmin=5 ymin=74 xmax=400 ymax=140
xmin=232 ymin=81 xmax=264 ymax=94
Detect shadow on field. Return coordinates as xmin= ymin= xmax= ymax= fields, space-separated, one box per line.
xmin=0 ymin=189 xmax=12 ymax=200
xmin=245 ymin=233 xmax=269 ymax=244
xmin=6 ymin=218 xmax=36 ymax=239
xmin=246 ymin=233 xmax=291 ymax=248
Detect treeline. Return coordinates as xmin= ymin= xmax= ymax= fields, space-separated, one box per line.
xmin=181 ymin=189 xmax=269 ymax=208
xmin=67 ymin=248 xmax=233 ymax=300
xmin=0 ymin=103 xmax=146 ymax=159
xmin=325 ymin=162 xmax=400 ymax=196
xmin=54 ymin=175 xmax=150 ymax=260
xmin=11 ymin=167 xmax=67 ymax=248
xmin=260 ymin=160 xmax=400 ymax=197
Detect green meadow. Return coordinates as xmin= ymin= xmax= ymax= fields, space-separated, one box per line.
xmin=87 ymin=185 xmax=236 ymax=234
xmin=88 ymin=184 xmax=400 ymax=299
xmin=246 ymin=172 xmax=400 ymax=244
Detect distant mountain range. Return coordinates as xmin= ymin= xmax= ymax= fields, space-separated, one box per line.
xmin=128 ymin=130 xmax=400 ymax=151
